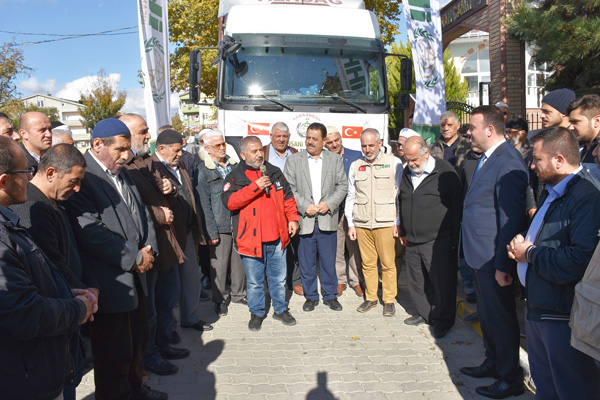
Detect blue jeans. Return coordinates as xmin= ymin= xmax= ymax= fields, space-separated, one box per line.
xmin=459 ymin=257 xmax=474 ymax=294
xmin=241 ymin=239 xmax=288 ymax=317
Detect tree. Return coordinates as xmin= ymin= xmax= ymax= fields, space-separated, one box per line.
xmin=0 ymin=40 xmax=33 ymax=107
xmin=386 ymin=41 xmax=468 ymax=138
xmin=171 ymin=114 xmax=185 ymax=133
xmin=168 ymin=0 xmax=402 ymax=98
xmin=79 ymin=69 xmax=127 ymax=131
xmin=504 ymin=0 xmax=600 ymax=95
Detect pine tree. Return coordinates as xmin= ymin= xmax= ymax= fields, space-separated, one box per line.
xmin=504 ymin=0 xmax=600 ymax=94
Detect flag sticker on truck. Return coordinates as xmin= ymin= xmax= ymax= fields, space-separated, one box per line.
xmin=248 ymin=123 xmax=270 ymax=135
xmin=342 ymin=126 xmax=363 ymax=138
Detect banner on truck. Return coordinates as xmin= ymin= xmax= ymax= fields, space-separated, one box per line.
xmin=404 ymin=0 xmax=446 ymax=144
xmin=137 ymin=0 xmax=171 ymax=139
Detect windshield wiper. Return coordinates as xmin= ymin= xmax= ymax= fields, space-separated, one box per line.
xmin=331 ymin=93 xmax=367 ymax=113
xmin=258 ymin=94 xmax=294 ymax=111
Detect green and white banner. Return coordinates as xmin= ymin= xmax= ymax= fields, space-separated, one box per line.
xmin=137 ymin=0 xmax=171 ymax=139
xmin=403 ymin=0 xmax=446 ymax=144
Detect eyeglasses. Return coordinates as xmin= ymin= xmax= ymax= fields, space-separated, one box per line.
xmin=209 ymin=143 xmax=227 ymax=149
xmin=4 ymin=166 xmax=36 ymax=177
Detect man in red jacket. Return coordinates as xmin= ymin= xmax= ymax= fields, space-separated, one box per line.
xmin=222 ymin=136 xmax=300 ymax=331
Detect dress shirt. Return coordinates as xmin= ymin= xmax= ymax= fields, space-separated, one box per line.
xmin=268 ymin=144 xmax=293 ymax=171
xmin=410 ymin=155 xmax=436 ymax=190
xmin=483 ymin=138 xmax=506 ymax=162
xmin=345 ymin=152 xmax=403 ymax=227
xmin=307 ymin=152 xmax=323 ymax=204
xmin=517 ymin=166 xmax=582 ymax=285
xmin=155 ymin=152 xmax=182 ymax=184
xmin=214 ymin=158 xmax=232 ymax=179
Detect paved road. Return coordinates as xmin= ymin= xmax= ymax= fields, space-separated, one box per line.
xmin=76 ymin=271 xmax=535 ymax=400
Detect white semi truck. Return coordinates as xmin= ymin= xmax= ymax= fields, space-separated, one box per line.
xmin=189 ymin=0 xmax=410 ymax=152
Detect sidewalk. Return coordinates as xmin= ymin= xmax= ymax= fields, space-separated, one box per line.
xmin=76 ymin=269 xmax=535 ymax=400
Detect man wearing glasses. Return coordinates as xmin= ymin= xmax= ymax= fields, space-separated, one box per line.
xmin=197 ymin=129 xmax=246 ymax=317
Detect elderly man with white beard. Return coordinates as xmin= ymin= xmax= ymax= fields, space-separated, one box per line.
xmin=398 ymin=136 xmax=463 ymax=338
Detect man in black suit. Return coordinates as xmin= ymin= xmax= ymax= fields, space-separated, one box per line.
xmin=460 ymin=105 xmax=528 ymax=399
xmin=18 ymin=111 xmax=53 ymax=168
xmin=65 ymin=118 xmax=167 ymax=400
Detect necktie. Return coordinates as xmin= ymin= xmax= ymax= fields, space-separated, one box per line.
xmin=472 ymin=154 xmax=487 ymax=179
xmin=117 ymin=174 xmax=134 ymax=212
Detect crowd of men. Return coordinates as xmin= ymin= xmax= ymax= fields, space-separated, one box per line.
xmin=1 ymin=90 xmax=600 ymax=400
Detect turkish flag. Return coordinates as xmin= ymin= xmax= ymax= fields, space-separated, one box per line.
xmin=248 ymin=122 xmax=270 ymax=136
xmin=342 ymin=126 xmax=363 ymax=138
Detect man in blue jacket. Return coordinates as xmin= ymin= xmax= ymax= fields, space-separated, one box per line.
xmin=0 ymin=136 xmax=95 ymax=400
xmin=508 ymin=127 xmax=600 ymax=399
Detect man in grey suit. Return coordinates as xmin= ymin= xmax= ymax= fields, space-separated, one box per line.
xmin=65 ymin=118 xmax=167 ymax=400
xmin=284 ymin=123 xmax=348 ymax=312
xmin=460 ymin=105 xmax=528 ymax=399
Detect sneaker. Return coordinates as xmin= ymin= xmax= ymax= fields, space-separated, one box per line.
xmin=356 ymin=300 xmax=378 ymax=313
xmin=216 ymin=303 xmax=228 ymax=316
xmin=383 ymin=303 xmax=395 ymax=317
xmin=302 ymin=298 xmax=319 ymax=312
xmin=273 ymin=310 xmax=297 ymax=326
xmin=404 ymin=315 xmax=426 ymax=325
xmin=248 ymin=313 xmax=265 ymax=331
xmin=323 ymin=299 xmax=343 ymax=311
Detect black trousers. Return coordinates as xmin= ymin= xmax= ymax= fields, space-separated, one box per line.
xmin=89 ymin=278 xmax=150 ymax=400
xmin=471 ymin=266 xmax=522 ymax=383
xmin=286 ymin=233 xmax=302 ymax=288
xmin=405 ymin=236 xmax=457 ymax=330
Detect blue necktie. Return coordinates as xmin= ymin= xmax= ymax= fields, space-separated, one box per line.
xmin=472 ymin=154 xmax=487 ymax=178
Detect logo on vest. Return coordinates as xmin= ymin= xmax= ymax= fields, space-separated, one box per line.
xmin=274 ymin=180 xmax=283 ymax=191
xmin=358 ymin=166 xmax=367 ymax=171
xmin=223 ymin=182 xmax=231 ymax=192
xmin=374 ymin=164 xmax=391 ymax=170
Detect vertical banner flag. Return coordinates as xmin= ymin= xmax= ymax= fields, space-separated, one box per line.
xmin=137 ymin=0 xmax=171 ymax=141
xmin=404 ymin=0 xmax=446 ymax=144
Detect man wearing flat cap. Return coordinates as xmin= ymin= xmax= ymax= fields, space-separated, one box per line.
xmin=151 ymin=129 xmax=212 ymax=335
xmin=64 ymin=118 xmax=167 ymax=400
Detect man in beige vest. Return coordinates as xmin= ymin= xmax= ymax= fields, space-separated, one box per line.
xmin=345 ymin=128 xmax=402 ymax=316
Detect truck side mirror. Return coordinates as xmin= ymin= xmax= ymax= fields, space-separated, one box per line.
xmin=189 ymin=50 xmax=202 ymax=104
xmin=400 ymin=58 xmax=412 ymax=93
xmin=398 ymin=93 xmax=410 ymax=110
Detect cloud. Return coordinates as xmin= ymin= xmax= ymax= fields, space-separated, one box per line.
xmin=55 ymin=73 xmax=122 ymax=101
xmin=17 ymin=77 xmax=58 ymax=95
xmin=121 ymin=87 xmax=181 ymax=120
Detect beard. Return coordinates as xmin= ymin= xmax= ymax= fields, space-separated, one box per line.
xmin=133 ymin=142 xmax=150 ymax=157
xmin=409 ymin=164 xmax=426 ymax=174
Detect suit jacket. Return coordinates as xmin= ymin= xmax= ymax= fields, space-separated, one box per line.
xmin=125 ymin=153 xmax=186 ymax=270
xmin=20 ymin=143 xmax=39 ymax=169
xmin=284 ymin=150 xmax=348 ymax=235
xmin=462 ymin=141 xmax=528 ymax=272
xmin=64 ymin=151 xmax=157 ymax=314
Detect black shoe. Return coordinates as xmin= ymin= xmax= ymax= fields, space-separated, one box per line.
xmin=323 ymin=299 xmax=343 ymax=311
xmin=144 ymin=359 xmax=179 ymax=376
xmin=464 ymin=312 xmax=479 ymax=323
xmin=248 ymin=313 xmax=265 ymax=331
xmin=133 ymin=384 xmax=169 ymax=400
xmin=430 ymin=325 xmax=451 ymax=338
xmin=404 ymin=315 xmax=426 ymax=325
xmin=201 ymin=275 xmax=211 ymax=290
xmin=233 ymin=297 xmax=248 ymax=305
xmin=302 ymin=299 xmax=319 ymax=312
xmin=160 ymin=346 xmax=190 ymax=360
xmin=475 ymin=379 xmax=525 ymax=399
xmin=383 ymin=303 xmax=395 ymax=317
xmin=273 ymin=310 xmax=297 ymax=326
xmin=170 ymin=330 xmax=181 ymax=344
xmin=466 ymin=292 xmax=477 ymax=303
xmin=216 ymin=303 xmax=228 ymax=316
xmin=181 ymin=320 xmax=213 ymax=331
xmin=460 ymin=362 xmax=501 ymax=379
xmin=199 ymin=291 xmax=210 ymax=301
xmin=356 ymin=300 xmax=378 ymax=313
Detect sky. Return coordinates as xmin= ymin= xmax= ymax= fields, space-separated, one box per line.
xmin=2 ymin=0 xmax=408 ymax=119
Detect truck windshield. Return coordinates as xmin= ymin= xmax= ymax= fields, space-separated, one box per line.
xmin=221 ymin=36 xmax=386 ymax=107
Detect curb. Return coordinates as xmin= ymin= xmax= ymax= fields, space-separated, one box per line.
xmin=456 ymin=296 xmax=535 ymax=393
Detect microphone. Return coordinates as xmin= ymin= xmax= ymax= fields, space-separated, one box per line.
xmin=259 ymin=164 xmax=270 ymax=195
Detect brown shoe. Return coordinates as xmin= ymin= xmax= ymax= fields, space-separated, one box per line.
xmin=336 ymin=284 xmax=346 ymax=296
xmin=353 ymin=285 xmax=364 ymax=296
xmin=293 ymin=285 xmax=304 ymax=295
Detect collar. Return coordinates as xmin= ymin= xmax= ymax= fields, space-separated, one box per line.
xmin=0 ymin=205 xmax=20 ymax=225
xmin=547 ymin=166 xmax=583 ymax=197
xmin=89 ymin=150 xmax=120 ymax=178
xmin=24 ymin=145 xmax=41 ymax=163
xmin=307 ymin=151 xmax=323 ymax=161
xmin=484 ymin=138 xmax=506 ymax=159
xmin=410 ymin=155 xmax=436 ymax=178
xmin=155 ymin=152 xmax=179 ymax=172
xmin=269 ymin=143 xmax=291 ymax=158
